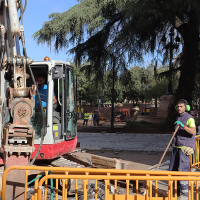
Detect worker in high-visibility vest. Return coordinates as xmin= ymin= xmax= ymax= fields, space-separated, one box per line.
xmin=169 ymin=99 xmax=196 ymax=200
xmin=83 ymin=111 xmax=89 ymax=126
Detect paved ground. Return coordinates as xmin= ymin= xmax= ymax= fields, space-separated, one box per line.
xmin=77 ymin=132 xmax=173 ymax=152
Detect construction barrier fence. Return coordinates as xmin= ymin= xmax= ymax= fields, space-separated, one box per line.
xmin=190 ymin=135 xmax=200 ymax=171
xmin=1 ymin=135 xmax=200 ymax=199
xmin=2 ymin=166 xmax=200 ymax=200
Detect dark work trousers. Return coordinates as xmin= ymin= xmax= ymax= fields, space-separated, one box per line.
xmin=83 ymin=119 xmax=88 ymax=126
xmin=169 ymin=147 xmax=190 ymax=197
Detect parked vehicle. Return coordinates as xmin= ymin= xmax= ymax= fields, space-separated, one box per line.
xmin=114 ymin=111 xmax=125 ymax=122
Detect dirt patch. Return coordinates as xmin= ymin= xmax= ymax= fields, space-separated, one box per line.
xmin=71 ymin=150 xmax=171 ymax=170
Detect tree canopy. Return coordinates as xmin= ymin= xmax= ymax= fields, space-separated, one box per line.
xmin=33 ymin=0 xmax=200 ymax=128
xmin=72 ymin=61 xmax=174 ymax=108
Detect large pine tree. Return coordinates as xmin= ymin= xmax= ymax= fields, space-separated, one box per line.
xmin=33 ymin=0 xmax=200 ymax=128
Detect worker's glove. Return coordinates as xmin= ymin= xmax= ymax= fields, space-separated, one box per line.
xmin=181 ymin=146 xmax=194 ymax=156
xmin=175 ymin=121 xmax=184 ymax=128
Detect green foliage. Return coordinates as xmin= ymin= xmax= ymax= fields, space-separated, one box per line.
xmin=73 ymin=62 xmax=104 ymax=105
xmin=72 ymin=61 xmax=115 ymax=105
xmin=126 ymin=120 xmax=161 ymax=127
xmin=34 ymin=0 xmax=200 ymax=128
xmin=146 ymin=65 xmax=179 ymax=103
xmin=74 ymin=62 xmax=177 ymax=106
xmin=126 ymin=120 xmax=169 ymax=130
xmin=118 ymin=66 xmax=144 ymax=104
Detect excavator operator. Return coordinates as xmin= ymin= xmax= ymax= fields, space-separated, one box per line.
xmin=31 ymin=74 xmax=47 ymax=138
xmin=32 ymin=74 xmax=57 ymax=138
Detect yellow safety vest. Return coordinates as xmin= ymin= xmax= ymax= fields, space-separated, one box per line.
xmin=84 ymin=113 xmax=89 ymax=120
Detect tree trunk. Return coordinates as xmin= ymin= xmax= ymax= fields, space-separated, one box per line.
xmin=166 ymin=20 xmax=199 ymax=129
xmin=155 ymin=96 xmax=157 ymax=108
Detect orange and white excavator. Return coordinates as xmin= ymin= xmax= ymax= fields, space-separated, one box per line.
xmin=0 ymin=0 xmax=77 ymax=199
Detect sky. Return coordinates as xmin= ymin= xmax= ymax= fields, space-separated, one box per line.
xmin=23 ymin=0 xmax=79 ymax=62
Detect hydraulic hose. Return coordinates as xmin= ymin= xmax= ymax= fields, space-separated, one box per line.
xmin=19 ymin=0 xmax=27 ymax=57
xmin=49 ymin=171 xmax=54 ymax=200
xmin=21 ymin=32 xmax=27 ymax=57
xmin=27 ymin=64 xmax=45 ymax=165
xmin=19 ymin=0 xmax=27 ymax=25
xmin=0 ymin=26 xmax=5 ymax=71
xmin=20 ymin=0 xmax=23 ymax=25
xmin=27 ymin=172 xmax=45 ymax=186
xmin=28 ymin=170 xmax=53 ymax=200
xmin=0 ymin=37 xmax=5 ymax=70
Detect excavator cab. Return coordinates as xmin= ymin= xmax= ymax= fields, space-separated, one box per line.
xmin=26 ymin=59 xmax=77 ymax=159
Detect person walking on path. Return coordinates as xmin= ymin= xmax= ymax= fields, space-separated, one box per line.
xmin=92 ymin=111 xmax=97 ymax=126
xmin=83 ymin=111 xmax=89 ymax=126
xmin=96 ymin=111 xmax=100 ymax=125
xmin=169 ymin=99 xmax=196 ymax=200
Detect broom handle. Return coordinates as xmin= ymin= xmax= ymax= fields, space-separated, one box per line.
xmin=156 ymin=125 xmax=179 ymax=171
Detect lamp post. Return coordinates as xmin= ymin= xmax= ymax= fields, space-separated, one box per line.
xmin=141 ymin=83 xmax=151 ymax=115
xmin=110 ymin=56 xmax=115 ymax=133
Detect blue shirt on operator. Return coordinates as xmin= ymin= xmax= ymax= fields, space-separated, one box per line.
xmin=34 ymin=84 xmax=47 ymax=107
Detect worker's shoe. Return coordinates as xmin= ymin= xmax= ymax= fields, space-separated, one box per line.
xmin=177 ymin=195 xmax=188 ymax=200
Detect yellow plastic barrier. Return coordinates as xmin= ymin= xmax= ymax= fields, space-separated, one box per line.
xmin=2 ymin=166 xmax=200 ymax=200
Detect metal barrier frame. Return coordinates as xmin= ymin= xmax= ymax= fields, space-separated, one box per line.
xmin=2 ymin=166 xmax=200 ymax=200
xmin=1 ymin=135 xmax=200 ymax=199
xmin=190 ymin=135 xmax=200 ymax=170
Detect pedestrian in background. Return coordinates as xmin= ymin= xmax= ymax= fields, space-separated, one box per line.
xmin=93 ymin=111 xmax=96 ymax=126
xmin=83 ymin=111 xmax=89 ymax=127
xmin=96 ymin=111 xmax=100 ymax=125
